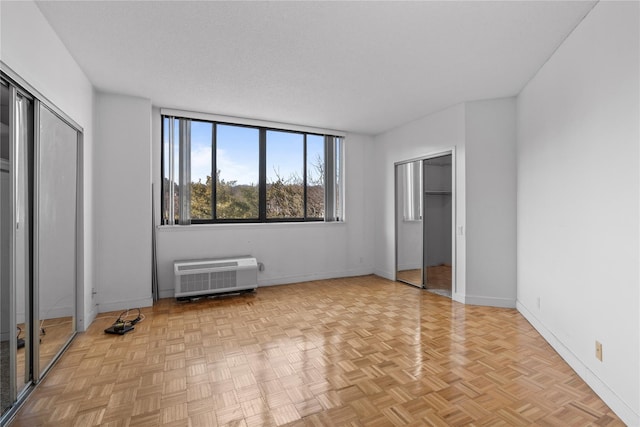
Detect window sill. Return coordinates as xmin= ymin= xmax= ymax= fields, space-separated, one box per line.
xmin=156 ymin=221 xmax=346 ymax=232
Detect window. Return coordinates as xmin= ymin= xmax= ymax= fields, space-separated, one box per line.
xmin=162 ymin=113 xmax=343 ymax=224
xmin=216 ymin=124 xmax=259 ymax=220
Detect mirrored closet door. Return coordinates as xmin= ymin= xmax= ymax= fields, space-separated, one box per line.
xmin=35 ymin=102 xmax=79 ymax=377
xmin=1 ymin=71 xmax=81 ymax=424
xmin=395 ymin=160 xmax=423 ymax=287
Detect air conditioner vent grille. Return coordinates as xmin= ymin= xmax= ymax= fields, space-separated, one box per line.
xmin=174 ymin=257 xmax=257 ymax=298
xmin=177 ymin=261 xmax=238 ymax=271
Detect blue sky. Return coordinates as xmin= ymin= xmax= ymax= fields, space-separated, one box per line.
xmin=186 ymin=121 xmax=324 ymax=185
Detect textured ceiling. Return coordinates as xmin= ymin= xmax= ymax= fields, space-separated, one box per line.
xmin=36 ymin=1 xmax=596 ymax=135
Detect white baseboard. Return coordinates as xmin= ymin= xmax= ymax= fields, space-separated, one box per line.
xmin=374 ymin=268 xmax=395 ymax=281
xmin=397 ymin=263 xmax=421 ymax=271
xmin=462 ymin=294 xmax=516 ymax=308
xmin=452 ymin=292 xmax=465 ymax=304
xmin=257 ymin=268 xmax=373 ymax=287
xmin=79 ymin=305 xmax=98 ymax=332
xmin=97 ymin=296 xmax=153 ymax=313
xmin=517 ymin=301 xmax=639 ymax=426
xmin=157 ymin=268 xmax=376 ymax=299
xmin=158 ymin=289 xmax=174 ymax=299
xmin=40 ymin=305 xmax=74 ymax=320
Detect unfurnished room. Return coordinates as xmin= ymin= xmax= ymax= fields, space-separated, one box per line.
xmin=0 ymin=1 xmax=638 ymax=426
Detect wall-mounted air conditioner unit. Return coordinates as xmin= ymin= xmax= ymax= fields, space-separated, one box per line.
xmin=174 ymin=256 xmax=258 ymax=299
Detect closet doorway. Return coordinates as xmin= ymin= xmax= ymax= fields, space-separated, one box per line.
xmin=423 ymin=154 xmax=453 ymax=296
xmin=395 ymin=151 xmax=454 ymax=297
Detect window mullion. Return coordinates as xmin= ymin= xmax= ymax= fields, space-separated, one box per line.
xmin=303 ymin=134 xmax=308 ymax=220
xmin=212 ymin=123 xmax=217 ymax=221
xmin=259 ymin=128 xmax=267 ymax=222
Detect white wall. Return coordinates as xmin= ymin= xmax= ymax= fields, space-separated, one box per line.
xmin=151 ymin=109 xmax=375 ymax=296
xmin=516 ymin=2 xmax=639 ymax=424
xmin=465 ymin=98 xmax=517 ymax=307
xmin=94 ymin=93 xmax=153 ymax=311
xmin=0 ymin=0 xmax=95 ymax=330
xmin=372 ymin=104 xmax=467 ymax=299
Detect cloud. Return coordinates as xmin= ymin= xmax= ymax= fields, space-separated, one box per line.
xmin=216 ymin=148 xmax=259 ymax=185
xmin=190 ymin=144 xmax=212 ymax=183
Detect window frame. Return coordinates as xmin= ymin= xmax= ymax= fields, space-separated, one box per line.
xmin=161 ymin=112 xmax=344 ymax=225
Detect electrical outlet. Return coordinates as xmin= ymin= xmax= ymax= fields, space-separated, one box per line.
xmin=595 ymin=341 xmax=603 ymax=361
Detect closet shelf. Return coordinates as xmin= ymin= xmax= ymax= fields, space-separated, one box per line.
xmin=425 ymin=190 xmax=452 ymax=195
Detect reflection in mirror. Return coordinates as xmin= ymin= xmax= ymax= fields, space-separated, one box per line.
xmin=1 ymin=83 xmax=32 ymax=416
xmin=14 ymin=94 xmax=31 ymax=398
xmin=395 ymin=161 xmax=423 ymax=287
xmin=37 ymin=104 xmax=77 ymax=376
xmin=0 ymin=80 xmax=11 ymax=416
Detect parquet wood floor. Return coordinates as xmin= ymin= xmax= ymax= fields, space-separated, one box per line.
xmin=395 ymin=269 xmax=422 ymax=287
xmin=9 ymin=275 xmax=622 ymax=426
xmin=2 ymin=316 xmax=75 ymax=412
xmin=395 ymin=266 xmax=452 ymax=293
xmin=425 ymin=265 xmax=451 ymax=292
xmin=14 ymin=316 xmax=75 ymax=393
xmin=38 ymin=316 xmax=75 ymax=374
